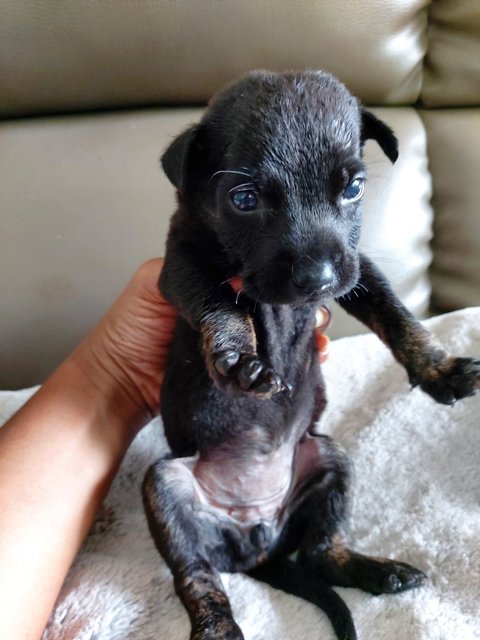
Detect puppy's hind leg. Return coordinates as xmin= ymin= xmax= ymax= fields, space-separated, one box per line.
xmin=251 ymin=437 xmax=426 ymax=639
xmin=290 ymin=436 xmax=427 ymax=596
xmin=142 ymin=460 xmax=244 ymax=640
xmin=249 ymin=435 xmax=358 ymax=640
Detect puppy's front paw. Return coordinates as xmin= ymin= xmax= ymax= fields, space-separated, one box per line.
xmin=212 ymin=351 xmax=289 ymax=399
xmin=414 ymin=356 xmax=480 ymax=405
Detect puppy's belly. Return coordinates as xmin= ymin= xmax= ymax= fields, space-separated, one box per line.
xmin=164 ymin=432 xmax=329 ymax=531
xmin=194 ymin=439 xmax=294 ymax=524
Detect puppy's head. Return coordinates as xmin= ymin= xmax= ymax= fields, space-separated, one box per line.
xmin=162 ymin=70 xmax=397 ymax=304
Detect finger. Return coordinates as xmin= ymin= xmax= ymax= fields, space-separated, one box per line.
xmin=229 ymin=276 xmax=244 ymax=294
xmin=315 ymin=332 xmax=330 ymax=364
xmin=315 ymin=305 xmax=331 ymax=331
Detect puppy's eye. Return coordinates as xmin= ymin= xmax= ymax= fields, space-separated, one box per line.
xmin=231 ymin=190 xmax=258 ymax=211
xmin=342 ymin=178 xmax=364 ymax=203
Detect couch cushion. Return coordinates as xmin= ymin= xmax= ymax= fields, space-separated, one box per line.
xmin=422 ymin=0 xmax=480 ymax=107
xmin=0 ymin=106 xmax=432 ymax=388
xmin=0 ymin=0 xmax=429 ymax=117
xmin=421 ymin=109 xmax=480 ymax=312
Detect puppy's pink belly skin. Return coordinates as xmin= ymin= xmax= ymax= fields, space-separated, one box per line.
xmin=171 ymin=433 xmax=328 ymax=527
xmin=194 ymin=445 xmax=293 ymax=524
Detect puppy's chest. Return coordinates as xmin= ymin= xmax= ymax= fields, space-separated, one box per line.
xmin=253 ymin=303 xmax=316 ymax=380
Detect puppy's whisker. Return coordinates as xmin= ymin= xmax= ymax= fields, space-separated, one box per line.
xmin=253 ymin=291 xmax=263 ymax=314
xmin=353 ymin=282 xmax=371 ymax=295
xmin=360 ymin=249 xmax=405 ymax=269
xmin=208 ymin=169 xmax=254 ymax=184
xmin=228 ymin=183 xmax=255 ymax=193
xmin=235 ymin=289 xmax=244 ymax=305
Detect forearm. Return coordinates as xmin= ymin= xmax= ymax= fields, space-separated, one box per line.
xmin=0 ymin=346 xmax=146 ymax=640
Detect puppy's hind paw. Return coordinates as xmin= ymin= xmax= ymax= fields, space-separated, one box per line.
xmin=191 ymin=617 xmax=245 ymax=640
xmin=213 ymin=351 xmax=288 ymax=398
xmin=417 ymin=356 xmax=480 ymax=406
xmin=367 ymin=560 xmax=428 ymax=595
xmin=349 ymin=557 xmax=427 ymax=596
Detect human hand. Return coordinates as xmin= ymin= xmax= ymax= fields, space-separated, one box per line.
xmin=315 ymin=306 xmax=331 ymax=364
xmin=72 ymin=258 xmax=177 ymax=424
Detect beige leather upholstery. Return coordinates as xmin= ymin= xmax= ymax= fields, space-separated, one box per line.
xmin=0 ymin=107 xmax=432 ymax=387
xmin=0 ymin=109 xmax=186 ymax=388
xmin=0 ymin=0 xmax=428 ymax=117
xmin=1 ymin=1 xmax=480 ymax=389
xmin=422 ymin=0 xmax=480 ymax=107
xmin=421 ymin=110 xmax=480 ymax=311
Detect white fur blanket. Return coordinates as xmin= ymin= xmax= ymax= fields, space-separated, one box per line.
xmin=2 ymin=308 xmax=480 ymax=640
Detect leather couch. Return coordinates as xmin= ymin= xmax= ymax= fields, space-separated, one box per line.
xmin=1 ymin=0 xmax=479 ymax=389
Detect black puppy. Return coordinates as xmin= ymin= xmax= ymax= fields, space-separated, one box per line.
xmin=142 ymin=71 xmax=480 ymax=640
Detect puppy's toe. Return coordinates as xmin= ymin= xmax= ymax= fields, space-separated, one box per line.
xmin=212 ymin=352 xmax=286 ymax=398
xmin=214 ymin=350 xmax=240 ymax=377
xmin=236 ymin=358 xmax=284 ymax=398
xmin=237 ymin=357 xmax=264 ymax=390
xmin=252 ymin=367 xmax=284 ymax=397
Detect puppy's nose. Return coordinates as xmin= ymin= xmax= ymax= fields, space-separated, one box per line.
xmin=292 ymin=259 xmax=335 ymax=292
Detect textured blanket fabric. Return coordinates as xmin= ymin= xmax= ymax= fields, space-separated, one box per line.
xmin=2 ymin=308 xmax=480 ymax=640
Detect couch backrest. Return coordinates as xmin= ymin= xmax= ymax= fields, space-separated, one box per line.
xmin=422 ymin=0 xmax=480 ymax=107
xmin=1 ymin=1 xmax=480 ymax=389
xmin=1 ymin=0 xmax=431 ymax=117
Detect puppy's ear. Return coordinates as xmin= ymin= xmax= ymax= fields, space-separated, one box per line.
xmin=361 ymin=110 xmax=398 ymax=164
xmin=161 ymin=124 xmax=202 ymax=192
